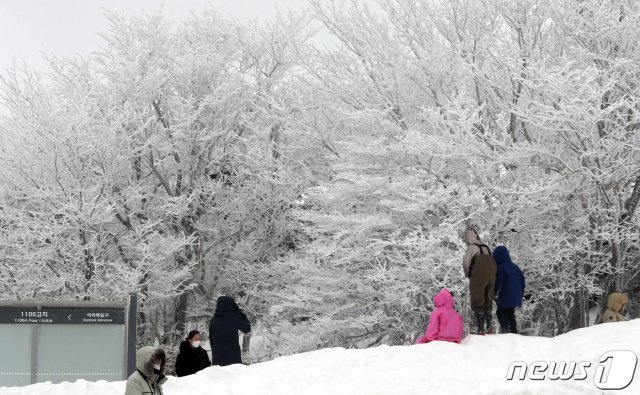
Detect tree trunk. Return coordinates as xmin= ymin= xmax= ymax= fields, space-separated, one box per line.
xmin=173 ymin=284 xmax=189 ymax=342
xmin=80 ymin=229 xmax=94 ymax=300
xmin=568 ymin=287 xmax=587 ymax=330
xmin=241 ymin=333 xmax=251 ymax=364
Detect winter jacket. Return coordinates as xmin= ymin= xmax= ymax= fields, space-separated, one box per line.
xmin=602 ymin=293 xmax=628 ymax=323
xmin=415 ymin=288 xmax=463 ymax=344
xmin=208 ymin=296 xmax=251 ymax=366
xmin=125 ymin=346 xmax=167 ymax=395
xmin=175 ymin=340 xmax=211 ymax=377
xmin=493 ymin=246 xmax=525 ymax=309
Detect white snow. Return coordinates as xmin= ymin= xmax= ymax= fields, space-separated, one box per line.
xmin=1 ymin=320 xmax=639 ymax=395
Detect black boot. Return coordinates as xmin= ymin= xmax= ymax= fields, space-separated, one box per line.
xmin=474 ymin=311 xmax=486 ymax=335
xmin=485 ymin=310 xmax=495 ymax=334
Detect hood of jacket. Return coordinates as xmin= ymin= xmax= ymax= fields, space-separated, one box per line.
xmin=214 ymin=295 xmax=238 ymax=317
xmin=433 ymin=288 xmax=454 ymax=309
xmin=607 ymin=293 xmax=628 ymax=312
xmin=135 ymin=346 xmax=166 ymax=377
xmin=492 ymin=245 xmax=512 ymax=266
xmin=464 ymin=229 xmax=481 ymax=246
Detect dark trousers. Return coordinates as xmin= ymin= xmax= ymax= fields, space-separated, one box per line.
xmin=469 ymin=261 xmax=496 ymax=312
xmin=496 ymin=307 xmax=518 ymax=334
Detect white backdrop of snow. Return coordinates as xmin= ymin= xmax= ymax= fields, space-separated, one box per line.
xmin=1 ymin=319 xmax=638 ymax=395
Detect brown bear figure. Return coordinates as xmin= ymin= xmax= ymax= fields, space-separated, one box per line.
xmin=602 ymin=292 xmax=628 ymax=323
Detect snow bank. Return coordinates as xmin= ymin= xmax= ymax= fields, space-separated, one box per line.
xmin=2 ymin=320 xmax=639 ymax=395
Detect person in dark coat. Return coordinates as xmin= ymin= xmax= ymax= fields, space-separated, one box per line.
xmin=492 ymin=245 xmax=526 ymax=334
xmin=208 ymin=295 xmax=251 ymax=366
xmin=175 ymin=330 xmax=211 ymax=377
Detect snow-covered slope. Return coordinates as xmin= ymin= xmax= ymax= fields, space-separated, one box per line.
xmin=2 ymin=320 xmax=639 ymax=395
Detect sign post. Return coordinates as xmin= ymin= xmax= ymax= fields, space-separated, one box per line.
xmin=0 ymin=298 xmax=136 ymax=387
xmin=126 ymin=292 xmax=138 ymax=377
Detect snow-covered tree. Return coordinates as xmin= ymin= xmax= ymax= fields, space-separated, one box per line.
xmin=0 ymin=8 xmax=314 ymax=357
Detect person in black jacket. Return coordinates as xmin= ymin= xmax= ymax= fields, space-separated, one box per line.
xmin=175 ymin=330 xmax=211 ymax=377
xmin=208 ymin=295 xmax=251 ymax=366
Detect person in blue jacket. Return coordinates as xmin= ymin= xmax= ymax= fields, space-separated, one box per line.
xmin=208 ymin=295 xmax=251 ymax=366
xmin=492 ymin=246 xmax=525 ymax=334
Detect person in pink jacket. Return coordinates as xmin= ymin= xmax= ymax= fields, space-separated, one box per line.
xmin=415 ymin=288 xmax=464 ymax=344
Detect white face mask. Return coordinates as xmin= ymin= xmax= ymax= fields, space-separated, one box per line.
xmin=191 ymin=340 xmax=201 ymax=348
xmin=153 ymin=363 xmax=161 ymax=371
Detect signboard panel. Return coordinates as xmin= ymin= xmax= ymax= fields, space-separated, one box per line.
xmin=35 ymin=324 xmax=125 ymax=384
xmin=0 ymin=325 xmax=33 ymax=387
xmin=0 ymin=306 xmax=124 ymax=325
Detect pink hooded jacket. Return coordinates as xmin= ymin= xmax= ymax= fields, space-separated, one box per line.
xmin=415 ymin=288 xmax=463 ymax=344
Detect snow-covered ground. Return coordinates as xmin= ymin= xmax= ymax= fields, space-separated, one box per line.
xmin=2 ymin=320 xmax=639 ymax=395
